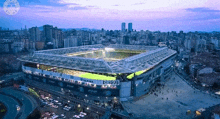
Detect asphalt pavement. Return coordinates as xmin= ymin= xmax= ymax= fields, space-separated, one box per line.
xmin=1 ymin=87 xmax=38 ymax=119
xmin=0 ymin=93 xmax=19 ymax=119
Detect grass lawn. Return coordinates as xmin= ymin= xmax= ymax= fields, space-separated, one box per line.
xmin=79 ymin=73 xmax=116 ymax=80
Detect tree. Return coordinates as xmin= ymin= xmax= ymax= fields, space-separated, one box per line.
xmin=212 ymin=82 xmax=219 ymax=89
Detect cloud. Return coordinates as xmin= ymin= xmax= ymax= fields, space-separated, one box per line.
xmin=57 ymin=0 xmax=210 ymax=11
xmin=70 ymin=6 xmax=88 ymax=10
xmin=185 ymin=7 xmax=220 ymax=13
xmin=183 ymin=7 xmax=220 ymax=22
xmin=132 ymin=2 xmax=145 ymax=5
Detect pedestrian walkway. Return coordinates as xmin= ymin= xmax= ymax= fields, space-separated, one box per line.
xmin=174 ymin=68 xmax=220 ymax=99
xmin=123 ymin=73 xmax=220 ymax=119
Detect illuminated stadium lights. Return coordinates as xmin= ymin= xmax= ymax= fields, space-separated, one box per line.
xmin=102 ymin=85 xmax=107 ymax=88
xmin=110 ymin=85 xmax=117 ymax=89
xmin=25 ymin=70 xmax=32 ymax=74
xmin=107 ymin=84 xmax=111 ymax=87
xmin=84 ymin=82 xmax=88 ymax=86
xmin=104 ymin=48 xmax=115 ymax=52
xmin=64 ymin=79 xmax=69 ymax=82
xmin=70 ymin=80 xmax=75 ymax=83
xmin=33 ymin=72 xmax=40 ymax=75
xmin=89 ymin=83 xmax=96 ymax=87
xmin=78 ymin=81 xmax=82 ymax=85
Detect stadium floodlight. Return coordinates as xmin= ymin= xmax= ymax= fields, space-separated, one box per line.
xmin=105 ymin=48 xmax=115 ymax=52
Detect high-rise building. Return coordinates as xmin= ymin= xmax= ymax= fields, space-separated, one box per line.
xmin=43 ymin=25 xmax=53 ymax=43
xmin=121 ymin=22 xmax=126 ymax=32
xmin=57 ymin=29 xmax=64 ymax=48
xmin=29 ymin=27 xmax=41 ymax=42
xmin=128 ymin=23 xmax=132 ymax=32
xmin=64 ymin=35 xmax=78 ymax=48
xmin=123 ymin=36 xmax=130 ymax=44
xmin=52 ymin=27 xmax=58 ymax=49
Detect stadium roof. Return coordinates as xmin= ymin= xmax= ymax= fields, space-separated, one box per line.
xmin=18 ymin=44 xmax=177 ymax=74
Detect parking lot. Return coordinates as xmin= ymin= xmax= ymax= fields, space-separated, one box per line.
xmin=24 ymin=79 xmax=129 ymax=119
xmin=35 ymin=89 xmax=91 ymax=119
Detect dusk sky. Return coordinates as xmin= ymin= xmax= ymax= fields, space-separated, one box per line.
xmin=0 ymin=0 xmax=220 ymax=32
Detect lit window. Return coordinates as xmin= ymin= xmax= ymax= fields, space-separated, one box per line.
xmin=84 ymin=82 xmax=88 ymax=86
xmin=110 ymin=85 xmax=117 ymax=89
xmin=101 ymin=85 xmax=107 ymax=89
xmin=64 ymin=79 xmax=69 ymax=82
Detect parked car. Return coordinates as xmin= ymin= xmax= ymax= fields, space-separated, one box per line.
xmin=76 ymin=116 xmax=80 ymax=118
xmin=81 ymin=112 xmax=87 ymax=115
xmin=57 ymin=102 xmax=62 ymax=106
xmin=63 ymin=106 xmax=70 ymax=111
xmin=79 ymin=114 xmax=84 ymax=117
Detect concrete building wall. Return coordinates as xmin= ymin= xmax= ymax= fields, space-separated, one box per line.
xmin=133 ymin=55 xmax=175 ymax=97
xmin=120 ymin=81 xmax=131 ymax=98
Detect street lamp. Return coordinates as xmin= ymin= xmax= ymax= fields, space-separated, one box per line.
xmin=86 ymin=107 xmax=89 ymax=110
xmin=78 ymin=104 xmax=80 ymax=107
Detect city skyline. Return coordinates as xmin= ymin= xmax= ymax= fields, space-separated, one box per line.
xmin=1 ymin=0 xmax=220 ymax=32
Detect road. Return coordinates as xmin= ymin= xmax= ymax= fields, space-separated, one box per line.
xmin=1 ymin=87 xmax=38 ymax=119
xmin=0 ymin=93 xmax=19 ymax=119
xmin=0 ymin=72 xmax=23 ymax=81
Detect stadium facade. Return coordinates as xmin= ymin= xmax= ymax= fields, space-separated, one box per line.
xmin=19 ymin=44 xmax=176 ymax=101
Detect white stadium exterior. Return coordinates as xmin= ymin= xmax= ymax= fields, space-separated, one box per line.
xmin=19 ymin=44 xmax=176 ymax=101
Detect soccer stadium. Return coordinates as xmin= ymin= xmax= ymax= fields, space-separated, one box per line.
xmin=19 ymin=44 xmax=176 ymax=101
